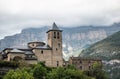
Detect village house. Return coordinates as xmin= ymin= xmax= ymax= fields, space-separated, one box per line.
xmin=68 ymin=57 xmax=102 ymax=71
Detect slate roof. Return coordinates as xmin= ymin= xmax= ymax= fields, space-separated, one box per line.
xmin=70 ymin=57 xmax=102 ymax=61
xmin=10 ymin=49 xmax=24 ymax=53
xmin=34 ymin=45 xmax=52 ymax=50
xmin=46 ymin=22 xmax=62 ymax=33
xmin=52 ymin=22 xmax=59 ymax=30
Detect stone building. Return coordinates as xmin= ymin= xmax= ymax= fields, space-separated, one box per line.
xmin=68 ymin=57 xmax=102 ymax=71
xmin=0 ymin=22 xmax=63 ymax=67
xmin=0 ymin=22 xmax=102 ymax=70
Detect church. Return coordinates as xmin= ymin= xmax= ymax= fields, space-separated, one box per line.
xmin=0 ymin=22 xmax=63 ymax=67
xmin=0 ymin=23 xmax=102 ymax=70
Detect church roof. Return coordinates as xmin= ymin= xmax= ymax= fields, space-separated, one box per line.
xmin=52 ymin=22 xmax=59 ymax=30
xmin=11 ymin=49 xmax=24 ymax=53
xmin=8 ymin=49 xmax=25 ymax=54
xmin=46 ymin=22 xmax=62 ymax=33
xmin=34 ymin=45 xmax=52 ymax=50
xmin=70 ymin=57 xmax=101 ymax=61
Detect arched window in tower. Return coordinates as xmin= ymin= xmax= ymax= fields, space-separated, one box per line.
xmin=56 ymin=48 xmax=58 ymax=51
xmin=41 ymin=50 xmax=43 ymax=54
xmin=58 ymin=43 xmax=60 ymax=48
xmin=57 ymin=32 xmax=59 ymax=39
xmin=54 ymin=32 xmax=56 ymax=38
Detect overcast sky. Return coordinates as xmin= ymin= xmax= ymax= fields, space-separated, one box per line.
xmin=0 ymin=0 xmax=120 ymax=39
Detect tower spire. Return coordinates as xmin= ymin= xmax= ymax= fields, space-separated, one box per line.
xmin=52 ymin=22 xmax=59 ymax=30
xmin=46 ymin=22 xmax=62 ymax=33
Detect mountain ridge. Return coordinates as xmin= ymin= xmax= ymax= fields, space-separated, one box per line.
xmin=80 ymin=31 xmax=120 ymax=59
xmin=0 ymin=22 xmax=120 ymax=57
xmin=80 ymin=31 xmax=120 ymax=79
xmin=0 ymin=22 xmax=120 ymax=79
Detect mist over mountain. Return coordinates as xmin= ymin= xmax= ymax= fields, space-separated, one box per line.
xmin=80 ymin=30 xmax=120 ymax=79
xmin=0 ymin=22 xmax=120 ymax=79
xmin=0 ymin=22 xmax=120 ymax=59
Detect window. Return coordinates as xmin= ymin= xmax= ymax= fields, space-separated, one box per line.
xmin=80 ymin=60 xmax=82 ymax=63
xmin=56 ymin=48 xmax=58 ymax=51
xmin=41 ymin=50 xmax=43 ymax=54
xmin=88 ymin=60 xmax=91 ymax=63
xmin=89 ymin=66 xmax=91 ymax=69
xmin=58 ymin=43 xmax=60 ymax=48
xmin=54 ymin=32 xmax=56 ymax=38
xmin=80 ymin=66 xmax=82 ymax=70
xmin=57 ymin=61 xmax=59 ymax=66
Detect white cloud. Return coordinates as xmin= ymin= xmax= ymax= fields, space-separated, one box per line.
xmin=0 ymin=0 xmax=120 ymax=39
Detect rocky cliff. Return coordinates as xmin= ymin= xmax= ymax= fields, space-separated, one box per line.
xmin=80 ymin=31 xmax=120 ymax=79
xmin=0 ymin=23 xmax=120 ymax=59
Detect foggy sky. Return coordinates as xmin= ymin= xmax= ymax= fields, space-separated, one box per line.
xmin=0 ymin=0 xmax=120 ymax=39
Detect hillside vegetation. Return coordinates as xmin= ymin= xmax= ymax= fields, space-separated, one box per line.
xmin=80 ymin=31 xmax=120 ymax=79
xmin=80 ymin=31 xmax=120 ymax=60
xmin=2 ymin=62 xmax=107 ymax=79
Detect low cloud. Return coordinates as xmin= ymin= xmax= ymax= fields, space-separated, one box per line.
xmin=0 ymin=0 xmax=120 ymax=39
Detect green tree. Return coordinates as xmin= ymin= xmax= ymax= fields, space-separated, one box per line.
xmin=47 ymin=67 xmax=94 ymax=79
xmin=66 ymin=64 xmax=76 ymax=70
xmin=4 ymin=69 xmax=34 ymax=79
xmin=33 ymin=64 xmax=47 ymax=79
xmin=89 ymin=62 xmax=108 ymax=79
xmin=65 ymin=69 xmax=94 ymax=79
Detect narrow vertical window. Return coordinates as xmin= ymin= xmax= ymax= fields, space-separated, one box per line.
xmin=58 ymin=43 xmax=60 ymax=48
xmin=41 ymin=50 xmax=43 ymax=54
xmin=56 ymin=48 xmax=58 ymax=51
xmin=54 ymin=32 xmax=56 ymax=38
xmin=89 ymin=66 xmax=91 ymax=70
xmin=80 ymin=66 xmax=82 ymax=70
xmin=80 ymin=60 xmax=82 ymax=64
xmin=57 ymin=61 xmax=59 ymax=66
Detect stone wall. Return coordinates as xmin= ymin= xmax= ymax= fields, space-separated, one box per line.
xmin=33 ymin=49 xmax=52 ymax=66
xmin=7 ymin=53 xmax=25 ymax=61
xmin=69 ymin=57 xmax=102 ymax=71
xmin=25 ymin=60 xmax=37 ymax=64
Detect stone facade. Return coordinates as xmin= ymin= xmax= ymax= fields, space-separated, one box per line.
xmin=33 ymin=48 xmax=53 ymax=66
xmin=68 ymin=57 xmax=102 ymax=71
xmin=0 ymin=22 xmax=102 ymax=70
xmin=1 ymin=23 xmax=64 ymax=67
xmin=46 ymin=23 xmax=63 ymax=67
xmin=7 ymin=52 xmax=25 ymax=61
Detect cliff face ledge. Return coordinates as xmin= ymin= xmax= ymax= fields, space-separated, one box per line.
xmin=0 ymin=23 xmax=120 ymax=54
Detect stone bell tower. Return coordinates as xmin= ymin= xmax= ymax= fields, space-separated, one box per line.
xmin=46 ymin=22 xmax=63 ymax=67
